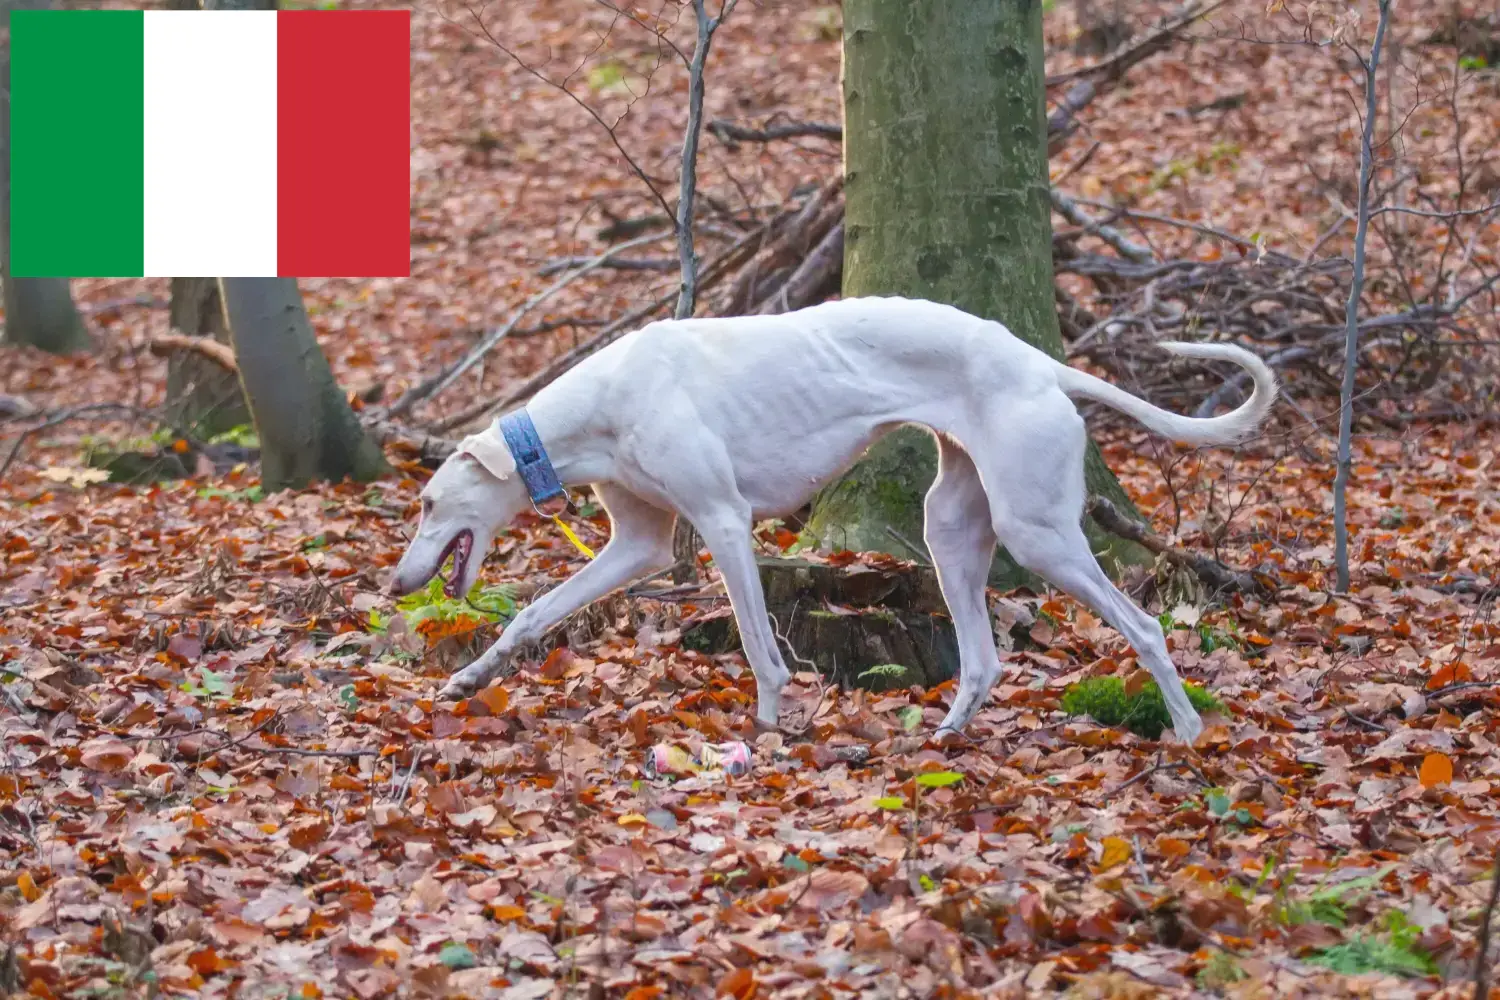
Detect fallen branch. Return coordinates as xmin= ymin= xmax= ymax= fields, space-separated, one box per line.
xmin=146 ymin=333 xmax=238 ymax=372
xmin=1051 ymin=189 xmax=1152 ymax=263
xmin=1087 ymin=495 xmax=1271 ymax=596
xmin=707 ymin=119 xmax=843 ymax=144
xmin=752 ymin=221 xmax=843 ymax=315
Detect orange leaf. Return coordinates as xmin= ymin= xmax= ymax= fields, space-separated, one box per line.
xmin=624 ymin=987 xmax=664 ymax=1000
xmin=187 ymin=947 xmax=234 ymax=974
xmin=488 ymin=904 xmax=526 ymax=922
xmin=473 ymin=685 xmax=509 ymax=715
xmin=1426 ymin=662 xmax=1473 ymax=690
xmin=1156 ymin=837 xmax=1192 ymax=860
xmin=1419 ymin=752 xmax=1453 ymax=788
xmin=1098 ymin=836 xmax=1132 ymax=870
xmin=716 ymin=967 xmax=755 ymax=999
xmin=1122 ymin=669 xmax=1150 ymax=700
xmin=17 ymin=871 xmax=41 ymax=902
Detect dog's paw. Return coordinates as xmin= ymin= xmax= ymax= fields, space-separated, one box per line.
xmin=437 ymin=673 xmax=481 ymax=701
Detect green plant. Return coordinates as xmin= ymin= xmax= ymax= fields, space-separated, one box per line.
xmin=1459 ymin=54 xmax=1488 ymax=71
xmin=374 ymin=575 xmax=517 ymax=639
xmin=1196 ymin=950 xmax=1248 ymax=990
xmin=196 ymin=484 xmax=264 ymax=503
xmin=181 ymin=667 xmax=232 ymax=702
xmin=1061 ymin=676 xmax=1223 ymax=738
xmin=1308 ymin=911 xmax=1437 ymax=978
xmin=1273 ymin=867 xmax=1395 ymax=928
xmin=207 ymin=423 xmax=259 ymax=449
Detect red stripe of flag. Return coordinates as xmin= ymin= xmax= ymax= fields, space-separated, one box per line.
xmin=277 ymin=10 xmax=409 ymax=278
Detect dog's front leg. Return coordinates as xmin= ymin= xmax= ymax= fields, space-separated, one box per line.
xmin=688 ymin=511 xmax=793 ymax=727
xmin=438 ymin=486 xmax=675 ymax=700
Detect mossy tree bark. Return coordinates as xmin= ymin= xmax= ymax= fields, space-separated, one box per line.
xmin=166 ymin=278 xmax=251 ymax=435
xmin=0 ymin=0 xmax=91 ymax=355
xmin=218 ymin=278 xmax=388 ymax=490
xmin=809 ymin=0 xmax=1146 ymax=586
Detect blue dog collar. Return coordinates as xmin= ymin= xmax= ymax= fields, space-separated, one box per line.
xmin=497 ymin=410 xmax=566 ymax=511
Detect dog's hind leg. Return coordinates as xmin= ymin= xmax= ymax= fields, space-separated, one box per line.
xmin=925 ymin=436 xmax=1005 ymax=737
xmin=977 ymin=397 xmax=1204 ymax=743
xmin=438 ymin=484 xmax=676 ymax=700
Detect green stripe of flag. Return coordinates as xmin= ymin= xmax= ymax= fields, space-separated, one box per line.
xmin=10 ymin=10 xmax=145 ymax=278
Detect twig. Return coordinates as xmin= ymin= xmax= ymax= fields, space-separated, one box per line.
xmin=146 ymin=333 xmax=238 ymax=372
xmin=1333 ymin=0 xmax=1392 ymax=594
xmin=1087 ymin=495 xmax=1270 ymax=596
xmin=1051 ymin=190 xmax=1153 ymax=263
xmin=1106 ymin=754 xmax=1194 ymax=796
xmin=393 ymin=748 xmax=424 ymax=805
xmin=1045 ymin=0 xmax=1227 ymax=86
xmin=884 ymin=526 xmax=932 ymax=567
xmin=1478 ymin=844 xmax=1500 ymax=1000
xmin=449 ymin=1 xmax=675 ymax=224
xmin=256 ymin=746 xmax=379 ymax=759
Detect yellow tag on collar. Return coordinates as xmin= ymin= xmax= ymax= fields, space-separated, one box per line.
xmin=552 ymin=516 xmax=596 ymax=559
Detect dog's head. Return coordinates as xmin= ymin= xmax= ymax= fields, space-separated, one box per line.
xmin=386 ymin=428 xmax=530 ymax=600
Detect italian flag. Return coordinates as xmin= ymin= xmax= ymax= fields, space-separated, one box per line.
xmin=8 ymin=10 xmax=410 ymax=279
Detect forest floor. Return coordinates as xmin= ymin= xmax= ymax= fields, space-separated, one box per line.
xmin=3 ymin=0 xmax=1500 ymax=997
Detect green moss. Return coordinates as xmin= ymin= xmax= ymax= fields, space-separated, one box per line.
xmin=1308 ymin=912 xmax=1437 ymax=978
xmin=1061 ymin=676 xmax=1223 ymax=739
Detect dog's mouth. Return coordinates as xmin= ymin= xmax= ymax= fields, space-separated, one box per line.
xmin=437 ymin=529 xmax=474 ymax=599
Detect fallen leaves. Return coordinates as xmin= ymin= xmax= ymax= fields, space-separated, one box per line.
xmin=1418 ymin=752 xmax=1453 ymax=788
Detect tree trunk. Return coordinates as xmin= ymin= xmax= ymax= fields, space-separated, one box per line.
xmin=218 ymin=278 xmax=388 ymax=490
xmin=166 ymin=277 xmax=251 ymax=435
xmin=811 ymin=0 xmax=1146 ymax=586
xmin=0 ymin=0 xmax=91 ymax=354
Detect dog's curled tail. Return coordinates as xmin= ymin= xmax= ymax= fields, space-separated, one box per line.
xmin=1052 ymin=342 xmax=1278 ymax=447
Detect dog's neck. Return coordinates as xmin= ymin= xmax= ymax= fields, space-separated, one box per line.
xmin=522 ymin=383 xmax=615 ymax=487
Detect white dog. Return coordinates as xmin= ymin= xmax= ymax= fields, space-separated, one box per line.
xmin=388 ymin=297 xmax=1275 ymax=742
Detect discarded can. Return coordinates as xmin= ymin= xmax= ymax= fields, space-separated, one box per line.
xmin=645 ymin=741 xmax=752 ymax=779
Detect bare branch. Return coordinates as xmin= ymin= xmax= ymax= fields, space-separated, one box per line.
xmin=393 ymin=230 xmax=671 ymax=421
xmin=1333 ymin=0 xmax=1392 ymax=593
xmin=146 ymin=333 xmax=238 ymax=372
xmin=1369 ymin=200 xmax=1500 ymax=220
xmin=674 ymin=0 xmax=738 ymax=320
xmin=445 ymin=0 xmax=676 ymax=223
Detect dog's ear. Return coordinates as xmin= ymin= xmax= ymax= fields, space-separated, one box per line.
xmin=456 ymin=428 xmax=515 ymax=482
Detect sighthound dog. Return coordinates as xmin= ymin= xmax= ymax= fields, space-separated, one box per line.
xmin=388 ymin=297 xmax=1276 ymax=743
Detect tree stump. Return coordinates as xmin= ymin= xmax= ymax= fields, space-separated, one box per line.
xmin=681 ymin=556 xmax=963 ymax=692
